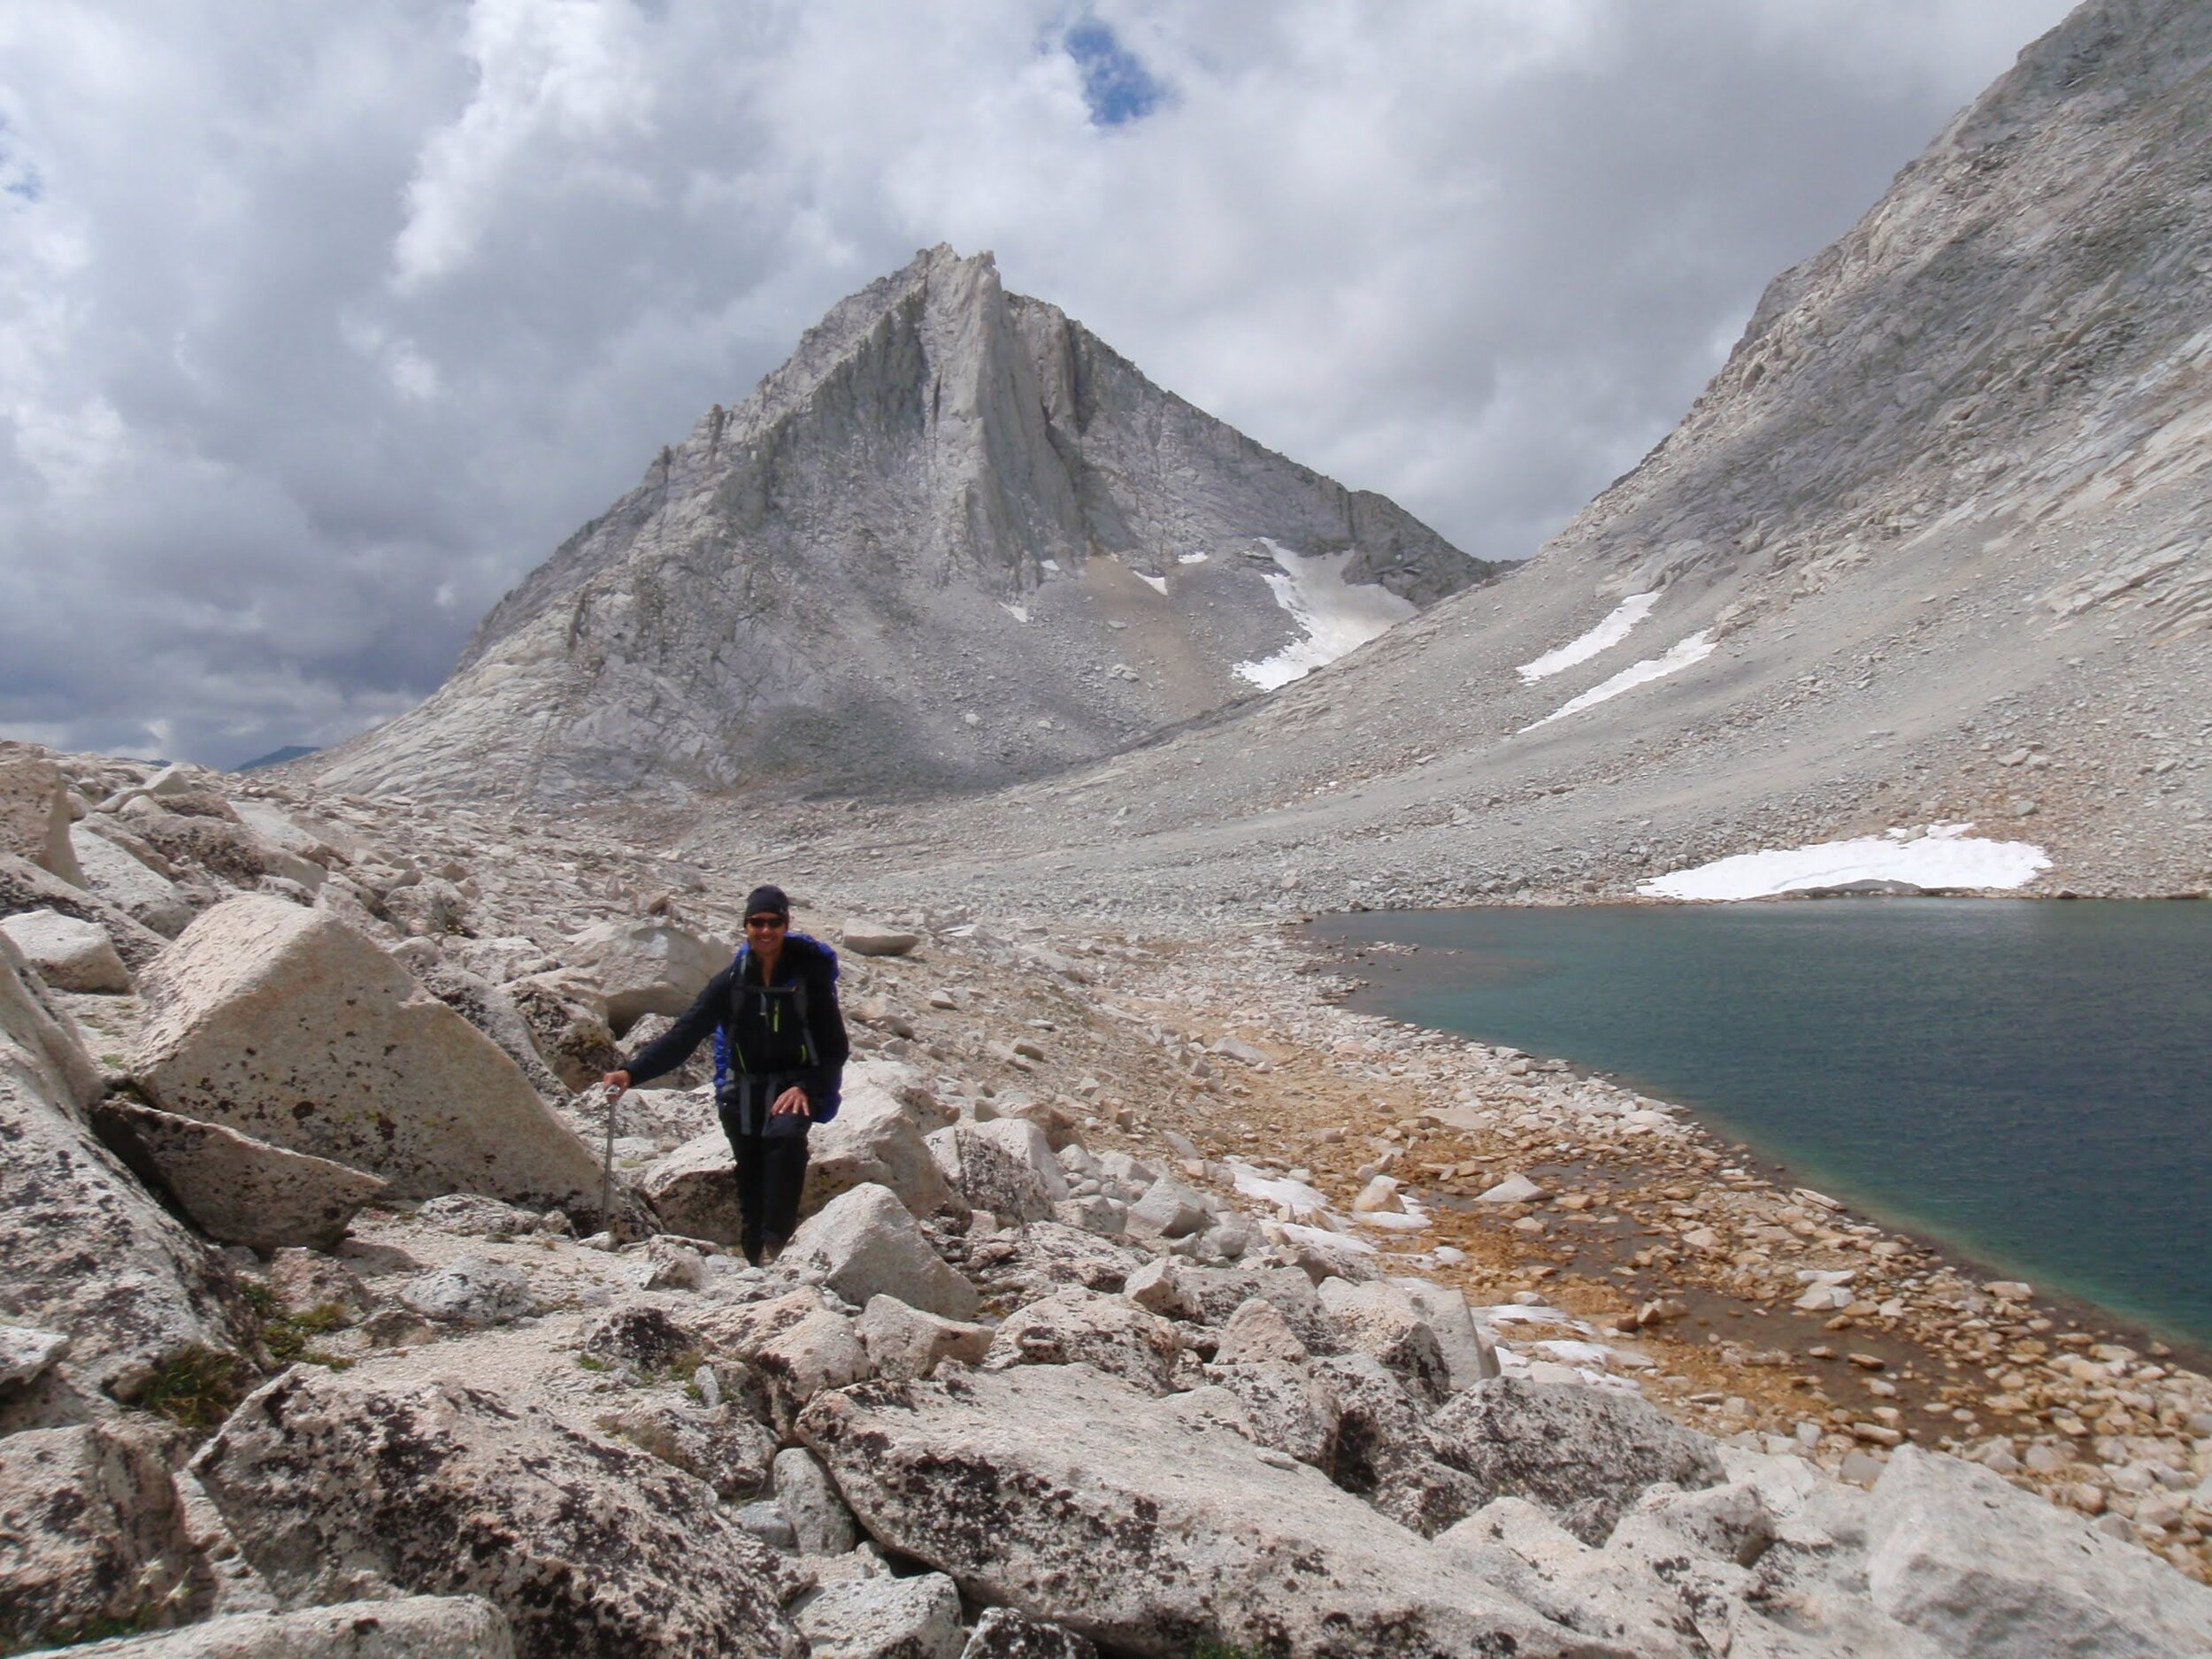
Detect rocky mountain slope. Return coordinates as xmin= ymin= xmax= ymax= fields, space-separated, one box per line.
xmin=309 ymin=246 xmax=1487 ymax=805
xmin=4 ymin=741 xmax=2212 ymax=1656
xmin=769 ymin=0 xmax=2209 ymax=915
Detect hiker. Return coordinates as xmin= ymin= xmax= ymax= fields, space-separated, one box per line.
xmin=602 ymin=884 xmax=848 ymax=1264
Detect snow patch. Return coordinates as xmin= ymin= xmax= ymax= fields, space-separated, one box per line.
xmin=1137 ymin=572 xmax=1168 ymax=597
xmin=1179 ymin=550 xmax=1210 ymax=565
xmin=1235 ymin=540 xmax=1417 ymax=690
xmin=1277 ymin=1221 xmax=1378 ymax=1257
xmin=1001 ymin=602 xmax=1030 ymax=623
xmin=1640 ymin=822 xmax=2052 ymax=902
xmin=1517 ymin=592 xmax=1659 ymax=682
xmin=1226 ymin=1162 xmax=1332 ymax=1219
xmin=1521 ymin=631 xmax=1714 ymax=730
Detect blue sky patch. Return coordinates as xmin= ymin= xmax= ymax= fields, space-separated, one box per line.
xmin=0 ymin=119 xmax=43 ymax=203
xmin=1064 ymin=19 xmax=1164 ymax=127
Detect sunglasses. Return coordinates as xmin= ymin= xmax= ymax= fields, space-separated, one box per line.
xmin=744 ymin=915 xmax=787 ymax=929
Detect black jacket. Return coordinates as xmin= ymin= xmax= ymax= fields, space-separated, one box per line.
xmin=620 ymin=935 xmax=849 ymax=1119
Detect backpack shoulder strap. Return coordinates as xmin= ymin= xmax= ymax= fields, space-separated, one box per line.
xmin=714 ymin=943 xmax=750 ymax=1089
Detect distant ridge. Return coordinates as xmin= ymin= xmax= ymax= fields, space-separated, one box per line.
xmin=234 ymin=745 xmax=319 ymax=773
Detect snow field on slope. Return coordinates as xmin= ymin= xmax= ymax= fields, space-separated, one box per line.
xmin=1515 ymin=591 xmax=1660 ymax=682
xmin=1640 ymin=822 xmax=2053 ymax=901
xmin=1234 ymin=540 xmax=1417 ymax=690
xmin=1521 ymin=630 xmax=1715 ymax=730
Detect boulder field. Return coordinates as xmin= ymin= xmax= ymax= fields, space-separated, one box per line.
xmin=0 ymin=743 xmax=2208 ymax=1657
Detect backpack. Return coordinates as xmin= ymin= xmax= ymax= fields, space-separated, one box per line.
xmin=711 ymin=933 xmax=842 ymax=1116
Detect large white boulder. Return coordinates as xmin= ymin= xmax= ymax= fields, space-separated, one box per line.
xmin=134 ymin=898 xmax=607 ymax=1216
xmin=1317 ymin=1277 xmax=1454 ymax=1403
xmin=798 ymin=1363 xmax=1624 ymax=1658
xmin=0 ymin=910 xmax=132 ymax=994
xmin=1863 ymin=1444 xmax=2212 ymax=1657
xmin=636 ymin=1131 xmax=743 ymax=1246
xmin=925 ymin=1121 xmax=1064 ymax=1224
xmin=1 ymin=852 xmax=171 ymax=973
xmin=1426 ymin=1377 xmax=1726 ymax=1544
xmin=1124 ymin=1176 xmax=1210 ymax=1240
xmin=90 ymin=1099 xmax=388 ymax=1252
xmin=0 ymin=748 xmax=86 ymax=889
xmin=782 ymin=1184 xmax=979 ymax=1322
xmin=855 ymin=1294 xmax=992 ymax=1381
xmin=191 ymin=1369 xmax=798 ymax=1658
xmin=565 ymin=918 xmax=729 ymax=1035
xmin=0 ymin=944 xmax=249 ymax=1393
xmin=30 ymin=1594 xmax=518 ymax=1657
xmin=983 ymin=1286 xmax=1180 ymax=1394
xmin=1387 ymin=1276 xmax=1499 ymax=1391
xmin=803 ymin=1078 xmax=963 ymax=1221
xmin=68 ymin=825 xmax=196 ymax=939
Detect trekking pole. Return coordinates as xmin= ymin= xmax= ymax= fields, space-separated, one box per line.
xmin=598 ymin=1080 xmax=624 ymax=1239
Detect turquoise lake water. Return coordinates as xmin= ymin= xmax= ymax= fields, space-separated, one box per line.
xmin=1314 ymin=901 xmax=2212 ymax=1353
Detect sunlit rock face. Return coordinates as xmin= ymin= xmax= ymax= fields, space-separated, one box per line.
xmin=313 ymin=245 xmax=1488 ymax=804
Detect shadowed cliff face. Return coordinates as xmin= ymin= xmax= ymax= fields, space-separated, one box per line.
xmin=311 ymin=246 xmax=1489 ymax=804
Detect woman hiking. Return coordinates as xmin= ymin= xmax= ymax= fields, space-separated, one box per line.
xmin=602 ymin=884 xmax=848 ymax=1264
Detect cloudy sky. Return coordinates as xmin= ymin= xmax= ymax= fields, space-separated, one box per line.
xmin=1 ymin=0 xmax=2076 ymax=768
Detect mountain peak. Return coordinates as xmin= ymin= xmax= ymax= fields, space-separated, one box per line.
xmin=314 ymin=254 xmax=1490 ymax=803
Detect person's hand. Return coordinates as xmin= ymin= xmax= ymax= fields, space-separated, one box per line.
xmin=771 ymin=1087 xmax=810 ymax=1118
xmin=601 ymin=1070 xmax=632 ymax=1093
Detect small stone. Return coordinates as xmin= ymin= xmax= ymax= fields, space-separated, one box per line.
xmin=1839 ymin=1448 xmax=1886 ymax=1486
xmin=795 ymin=1571 xmax=964 ymax=1659
xmin=0 ymin=1325 xmax=70 ymax=1388
xmin=1350 ymin=1176 xmax=1402 ymax=1214
xmin=399 ymin=1255 xmax=535 ymax=1325
xmin=961 ymin=1605 xmax=1101 ymax=1659
xmin=1124 ymin=1258 xmax=1198 ymax=1320
xmin=773 ymin=1447 xmax=859 ymax=1555
xmin=842 ymin=920 xmax=921 ymax=958
xmin=1213 ymin=1298 xmax=1310 ymax=1366
xmin=1473 ymin=1173 xmax=1544 ymax=1204
xmin=733 ymin=1500 xmax=796 ymax=1552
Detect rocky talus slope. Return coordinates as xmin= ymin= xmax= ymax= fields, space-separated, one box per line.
xmin=308 ymin=245 xmax=1486 ymax=807
xmin=4 ymin=739 xmax=2211 ymax=1656
xmin=749 ymin=0 xmax=2209 ymax=916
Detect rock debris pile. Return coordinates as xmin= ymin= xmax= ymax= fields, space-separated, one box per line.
xmin=1 ymin=740 xmax=2209 ymax=1657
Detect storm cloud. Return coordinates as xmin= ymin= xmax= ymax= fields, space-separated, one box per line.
xmin=0 ymin=0 xmax=2075 ymax=766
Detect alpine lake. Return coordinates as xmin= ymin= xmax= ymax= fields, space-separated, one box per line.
xmin=1311 ymin=899 xmax=2212 ymax=1356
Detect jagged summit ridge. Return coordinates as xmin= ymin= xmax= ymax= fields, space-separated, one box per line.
xmin=318 ymin=245 xmax=1488 ymax=803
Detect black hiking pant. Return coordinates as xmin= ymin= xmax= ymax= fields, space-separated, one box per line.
xmin=718 ymin=1075 xmax=810 ymax=1254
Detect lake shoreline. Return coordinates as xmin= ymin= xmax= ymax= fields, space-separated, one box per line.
xmin=1307 ymin=898 xmax=2212 ymax=1355
xmin=1333 ymin=951 xmax=2212 ymax=1380
xmin=1179 ymin=914 xmax=2212 ymax=1578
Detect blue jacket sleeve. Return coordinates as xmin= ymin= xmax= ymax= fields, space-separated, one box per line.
xmin=797 ymin=949 xmax=849 ymax=1119
xmin=620 ymin=966 xmax=731 ymax=1087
